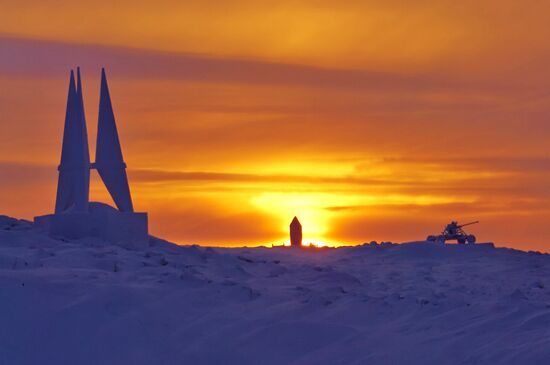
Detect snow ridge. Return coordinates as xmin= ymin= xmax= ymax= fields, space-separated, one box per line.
xmin=0 ymin=216 xmax=549 ymax=365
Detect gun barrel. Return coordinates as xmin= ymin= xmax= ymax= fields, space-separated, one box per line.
xmin=458 ymin=221 xmax=479 ymax=228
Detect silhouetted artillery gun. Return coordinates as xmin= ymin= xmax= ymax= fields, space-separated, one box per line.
xmin=427 ymin=221 xmax=479 ymax=244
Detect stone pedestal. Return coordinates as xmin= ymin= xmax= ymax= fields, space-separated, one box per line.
xmin=34 ymin=202 xmax=148 ymax=245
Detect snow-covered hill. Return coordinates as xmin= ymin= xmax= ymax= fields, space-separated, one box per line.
xmin=1 ymin=215 xmax=549 ymax=365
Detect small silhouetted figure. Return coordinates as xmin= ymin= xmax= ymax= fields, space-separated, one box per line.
xmin=290 ymin=217 xmax=302 ymax=248
xmin=446 ymin=221 xmax=459 ymax=235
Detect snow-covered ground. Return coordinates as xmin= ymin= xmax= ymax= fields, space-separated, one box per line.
xmin=1 ymin=215 xmax=549 ymax=365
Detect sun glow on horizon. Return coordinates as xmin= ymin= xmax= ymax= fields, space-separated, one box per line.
xmin=251 ymin=192 xmax=338 ymax=239
xmin=278 ymin=238 xmax=333 ymax=248
xmin=248 ymin=190 xmax=473 ymax=247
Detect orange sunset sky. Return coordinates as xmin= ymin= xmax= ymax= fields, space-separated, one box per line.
xmin=1 ymin=1 xmax=549 ymax=251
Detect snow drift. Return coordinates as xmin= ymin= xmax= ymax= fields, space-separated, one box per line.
xmin=0 ymin=215 xmax=549 ymax=364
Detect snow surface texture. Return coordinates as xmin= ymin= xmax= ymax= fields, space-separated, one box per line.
xmin=1 ymin=215 xmax=549 ymax=365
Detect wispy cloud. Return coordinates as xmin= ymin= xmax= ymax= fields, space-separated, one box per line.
xmin=0 ymin=36 xmax=534 ymax=93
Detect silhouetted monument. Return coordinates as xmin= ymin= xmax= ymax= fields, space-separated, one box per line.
xmin=34 ymin=68 xmax=148 ymax=244
xmin=290 ymin=216 xmax=302 ymax=248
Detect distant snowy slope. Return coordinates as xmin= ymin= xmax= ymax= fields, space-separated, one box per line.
xmin=0 ymin=216 xmax=549 ymax=365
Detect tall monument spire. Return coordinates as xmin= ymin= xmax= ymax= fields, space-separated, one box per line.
xmin=76 ymin=67 xmax=91 ymax=211
xmin=55 ymin=69 xmax=90 ymax=213
xmin=55 ymin=70 xmax=77 ymax=213
xmin=95 ymin=68 xmax=134 ymax=212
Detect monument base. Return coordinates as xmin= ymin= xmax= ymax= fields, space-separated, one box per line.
xmin=34 ymin=202 xmax=148 ymax=246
